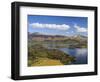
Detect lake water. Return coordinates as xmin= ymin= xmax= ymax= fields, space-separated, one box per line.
xmin=59 ymin=48 xmax=88 ymax=64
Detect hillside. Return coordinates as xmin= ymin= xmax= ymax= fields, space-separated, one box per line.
xmin=28 ymin=45 xmax=75 ymax=66
xmin=31 ymin=58 xmax=63 ymax=66
xmin=28 ymin=32 xmax=87 ymax=41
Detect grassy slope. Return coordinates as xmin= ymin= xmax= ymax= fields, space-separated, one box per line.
xmin=31 ymin=57 xmax=63 ymax=66
xmin=28 ymin=44 xmax=75 ymax=66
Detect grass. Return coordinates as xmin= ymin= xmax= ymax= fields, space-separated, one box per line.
xmin=31 ymin=57 xmax=63 ymax=66
xmin=28 ymin=44 xmax=76 ymax=66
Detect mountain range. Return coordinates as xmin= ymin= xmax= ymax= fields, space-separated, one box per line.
xmin=28 ymin=32 xmax=87 ymax=42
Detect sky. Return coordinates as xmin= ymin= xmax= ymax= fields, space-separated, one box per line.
xmin=28 ymin=15 xmax=88 ymax=36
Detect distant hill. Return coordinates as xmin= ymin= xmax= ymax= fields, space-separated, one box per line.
xmin=28 ymin=32 xmax=87 ymax=42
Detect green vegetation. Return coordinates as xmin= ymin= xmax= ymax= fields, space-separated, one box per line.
xmin=28 ymin=44 xmax=75 ymax=66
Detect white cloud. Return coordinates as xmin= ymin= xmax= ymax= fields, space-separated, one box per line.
xmin=74 ymin=24 xmax=87 ymax=32
xmin=30 ymin=22 xmax=70 ymax=30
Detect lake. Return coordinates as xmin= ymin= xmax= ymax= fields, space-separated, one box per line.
xmin=59 ymin=48 xmax=88 ymax=64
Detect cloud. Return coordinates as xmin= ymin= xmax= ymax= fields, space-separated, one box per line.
xmin=30 ymin=23 xmax=70 ymax=30
xmin=74 ymin=24 xmax=87 ymax=32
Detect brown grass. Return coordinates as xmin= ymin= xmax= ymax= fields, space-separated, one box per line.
xmin=31 ymin=57 xmax=63 ymax=66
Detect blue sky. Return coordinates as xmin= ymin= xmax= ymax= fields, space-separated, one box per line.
xmin=28 ymin=15 xmax=88 ymax=36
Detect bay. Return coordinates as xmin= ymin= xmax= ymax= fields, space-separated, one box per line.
xmin=59 ymin=48 xmax=88 ymax=64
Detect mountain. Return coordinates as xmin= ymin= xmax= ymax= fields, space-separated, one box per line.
xmin=28 ymin=32 xmax=87 ymax=42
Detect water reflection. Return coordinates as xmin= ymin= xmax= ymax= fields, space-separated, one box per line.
xmin=59 ymin=48 xmax=88 ymax=64
xmin=76 ymin=49 xmax=87 ymax=56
